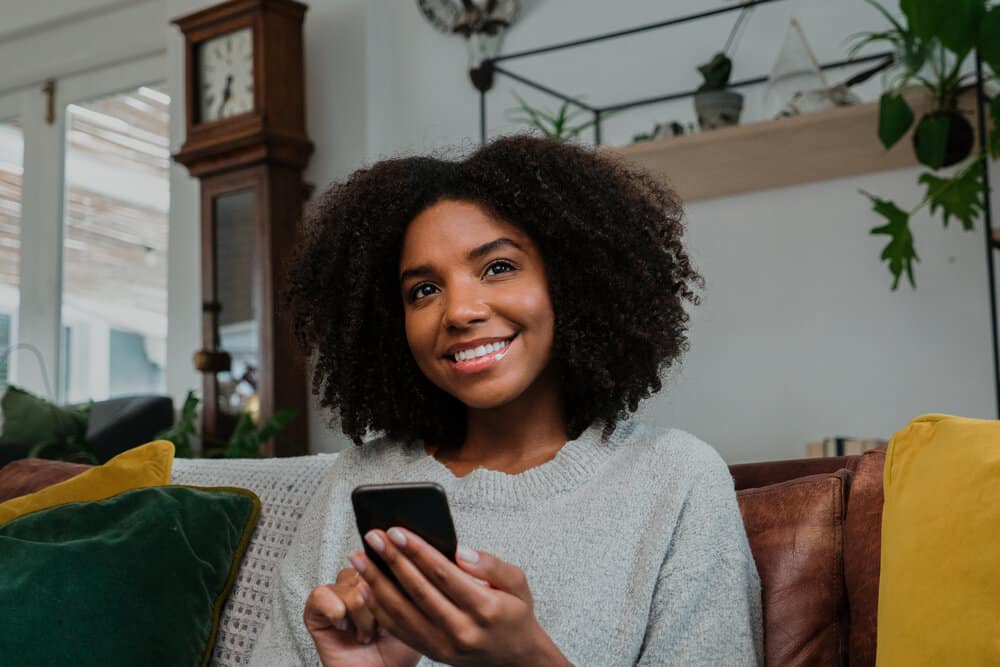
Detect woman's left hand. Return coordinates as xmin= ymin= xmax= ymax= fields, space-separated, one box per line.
xmin=347 ymin=528 xmax=571 ymax=667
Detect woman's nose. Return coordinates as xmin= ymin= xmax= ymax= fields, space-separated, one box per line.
xmin=443 ymin=283 xmax=490 ymax=329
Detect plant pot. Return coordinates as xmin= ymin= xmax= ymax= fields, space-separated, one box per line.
xmin=911 ymin=110 xmax=974 ymax=168
xmin=694 ymin=90 xmax=744 ymax=131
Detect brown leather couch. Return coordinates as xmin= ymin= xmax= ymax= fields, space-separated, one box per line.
xmin=732 ymin=447 xmax=886 ymax=666
xmin=0 ymin=449 xmax=886 ymax=666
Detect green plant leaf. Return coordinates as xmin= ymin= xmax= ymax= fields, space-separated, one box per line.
xmin=223 ymin=412 xmax=259 ymax=459
xmin=854 ymin=1 xmax=931 ymax=87
xmin=507 ymin=93 xmax=597 ymax=141
xmin=864 ymin=191 xmax=918 ymax=289
xmin=918 ymin=163 xmax=984 ymax=230
xmin=914 ymin=113 xmax=949 ymax=168
xmin=155 ymin=390 xmax=199 ymax=458
xmin=878 ymin=92 xmax=915 ymax=149
xmin=902 ymin=0 xmax=983 ymax=55
xmin=220 ymin=407 xmax=297 ymax=458
xmin=978 ymin=5 xmax=1000 ymax=73
xmin=990 ymin=96 xmax=1000 ymax=159
xmin=865 ymin=0 xmax=906 ymax=34
xmin=256 ymin=408 xmax=297 ymax=443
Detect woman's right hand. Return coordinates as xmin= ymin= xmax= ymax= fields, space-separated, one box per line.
xmin=304 ymin=567 xmax=421 ymax=667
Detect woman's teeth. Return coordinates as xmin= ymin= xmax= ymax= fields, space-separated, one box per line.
xmin=453 ymin=338 xmax=512 ymax=362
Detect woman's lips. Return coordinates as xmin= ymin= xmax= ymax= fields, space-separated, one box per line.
xmin=447 ymin=337 xmax=514 ymax=374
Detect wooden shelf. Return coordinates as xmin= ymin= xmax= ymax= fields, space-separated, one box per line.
xmin=610 ymin=88 xmax=986 ymax=203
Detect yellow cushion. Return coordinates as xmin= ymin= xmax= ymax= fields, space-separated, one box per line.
xmin=877 ymin=414 xmax=1000 ymax=665
xmin=0 ymin=440 xmax=174 ymax=526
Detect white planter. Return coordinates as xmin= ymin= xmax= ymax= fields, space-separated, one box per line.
xmin=694 ymin=90 xmax=744 ymax=131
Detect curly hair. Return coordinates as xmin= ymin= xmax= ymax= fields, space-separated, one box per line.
xmin=284 ymin=135 xmax=702 ymax=446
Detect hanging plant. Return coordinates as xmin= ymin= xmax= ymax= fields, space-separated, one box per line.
xmin=850 ymin=0 xmax=1000 ymax=289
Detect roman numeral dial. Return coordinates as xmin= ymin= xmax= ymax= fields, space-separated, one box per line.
xmin=196 ymin=27 xmax=254 ymax=122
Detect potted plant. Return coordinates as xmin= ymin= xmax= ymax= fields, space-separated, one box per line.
xmin=852 ymin=0 xmax=1000 ymax=289
xmin=156 ymin=390 xmax=297 ymax=458
xmin=694 ymin=52 xmax=744 ymax=130
xmin=507 ymin=92 xmax=602 ymax=142
xmin=693 ymin=6 xmax=754 ymax=131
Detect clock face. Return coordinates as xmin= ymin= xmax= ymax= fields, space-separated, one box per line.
xmin=197 ymin=27 xmax=254 ymax=123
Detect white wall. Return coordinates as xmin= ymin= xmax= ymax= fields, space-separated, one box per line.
xmin=3 ymin=0 xmax=996 ymax=462
xmin=349 ymin=0 xmax=1000 ymax=462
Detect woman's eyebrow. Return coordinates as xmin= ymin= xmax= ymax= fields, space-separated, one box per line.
xmin=399 ymin=264 xmax=434 ymax=285
xmin=467 ymin=237 xmax=524 ymax=260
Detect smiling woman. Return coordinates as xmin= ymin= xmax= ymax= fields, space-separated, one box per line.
xmin=254 ymin=135 xmax=763 ymax=666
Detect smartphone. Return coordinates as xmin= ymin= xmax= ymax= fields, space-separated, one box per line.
xmin=351 ymin=482 xmax=458 ymax=592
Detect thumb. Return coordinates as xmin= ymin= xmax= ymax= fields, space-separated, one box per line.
xmin=455 ymin=546 xmax=532 ymax=602
xmin=303 ymin=585 xmax=347 ymax=633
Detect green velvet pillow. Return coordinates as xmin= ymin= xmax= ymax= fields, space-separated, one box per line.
xmin=0 ymin=485 xmax=260 ymax=667
xmin=0 ymin=384 xmax=90 ymax=454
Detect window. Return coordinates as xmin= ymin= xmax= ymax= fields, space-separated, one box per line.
xmin=0 ymin=118 xmax=22 ymax=389
xmin=60 ymin=85 xmax=169 ymax=403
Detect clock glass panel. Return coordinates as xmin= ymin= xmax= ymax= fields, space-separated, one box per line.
xmin=197 ymin=27 xmax=254 ymax=123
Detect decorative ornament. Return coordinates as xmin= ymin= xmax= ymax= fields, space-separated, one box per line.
xmin=417 ymin=0 xmax=520 ymax=91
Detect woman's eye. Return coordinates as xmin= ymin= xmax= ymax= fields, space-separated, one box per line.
xmin=484 ymin=260 xmax=515 ymax=277
xmin=410 ymin=283 xmax=438 ymax=301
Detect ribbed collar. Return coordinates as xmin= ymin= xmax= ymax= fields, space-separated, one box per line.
xmin=398 ymin=422 xmax=628 ymax=508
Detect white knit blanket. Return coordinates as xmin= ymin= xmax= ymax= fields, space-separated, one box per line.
xmin=172 ymin=454 xmax=339 ymax=667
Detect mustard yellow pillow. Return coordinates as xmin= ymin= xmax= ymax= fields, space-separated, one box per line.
xmin=0 ymin=440 xmax=174 ymax=526
xmin=877 ymin=414 xmax=1000 ymax=665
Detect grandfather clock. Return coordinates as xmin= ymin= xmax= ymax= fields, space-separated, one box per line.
xmin=172 ymin=0 xmax=313 ymax=457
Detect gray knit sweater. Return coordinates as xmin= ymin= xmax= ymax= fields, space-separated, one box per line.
xmin=249 ymin=420 xmax=763 ymax=666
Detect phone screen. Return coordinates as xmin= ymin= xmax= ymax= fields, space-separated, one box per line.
xmin=351 ymin=482 xmax=458 ymax=591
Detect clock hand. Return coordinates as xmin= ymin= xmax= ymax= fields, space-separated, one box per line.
xmin=218 ymin=74 xmax=233 ymax=117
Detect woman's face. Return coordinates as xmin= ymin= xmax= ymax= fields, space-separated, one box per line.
xmin=399 ymin=199 xmax=556 ymax=410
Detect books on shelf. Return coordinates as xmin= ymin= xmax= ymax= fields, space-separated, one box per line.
xmin=805 ymin=436 xmax=887 ymax=458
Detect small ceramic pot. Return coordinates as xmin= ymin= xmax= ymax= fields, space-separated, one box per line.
xmin=694 ymin=90 xmax=744 ymax=131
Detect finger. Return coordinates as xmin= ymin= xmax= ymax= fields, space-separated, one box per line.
xmin=369 ymin=529 xmax=472 ymax=621
xmin=303 ymin=585 xmax=347 ymax=633
xmin=385 ymin=527 xmax=497 ymax=615
xmin=347 ymin=547 xmax=443 ymax=653
xmin=453 ymin=542 xmax=532 ymax=603
xmin=332 ymin=569 xmax=377 ymax=643
xmin=335 ymin=567 xmax=360 ymax=585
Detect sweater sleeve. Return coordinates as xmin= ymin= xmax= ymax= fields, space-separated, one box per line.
xmin=248 ymin=470 xmax=339 ymax=667
xmin=636 ymin=451 xmax=764 ymax=666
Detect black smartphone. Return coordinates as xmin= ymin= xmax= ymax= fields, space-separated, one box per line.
xmin=351 ymin=482 xmax=458 ymax=591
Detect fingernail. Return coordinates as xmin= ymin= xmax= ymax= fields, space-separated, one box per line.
xmin=387 ymin=527 xmax=407 ymax=547
xmin=457 ymin=545 xmax=479 ymax=563
xmin=335 ymin=618 xmax=348 ymax=631
xmin=365 ymin=531 xmax=385 ymax=553
xmin=358 ymin=582 xmax=370 ymax=602
xmin=347 ymin=551 xmax=366 ymax=573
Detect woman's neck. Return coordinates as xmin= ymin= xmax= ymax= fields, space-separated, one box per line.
xmin=428 ymin=369 xmax=569 ymax=476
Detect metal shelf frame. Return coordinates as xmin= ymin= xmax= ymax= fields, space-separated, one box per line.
xmin=476 ymin=0 xmax=999 ymax=416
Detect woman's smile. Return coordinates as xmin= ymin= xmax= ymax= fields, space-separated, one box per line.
xmin=445 ymin=334 xmax=517 ymax=374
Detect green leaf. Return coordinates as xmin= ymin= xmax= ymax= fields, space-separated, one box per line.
xmin=865 ymin=0 xmax=906 ymax=34
xmin=918 ymin=163 xmax=984 ymax=230
xmin=978 ymin=6 xmax=1000 ymax=73
xmin=902 ymin=0 xmax=983 ymax=54
xmin=155 ymin=390 xmax=199 ymax=458
xmin=914 ymin=114 xmax=949 ymax=168
xmin=990 ymin=95 xmax=1000 ymax=160
xmin=864 ymin=192 xmax=918 ymax=289
xmin=221 ymin=407 xmax=297 ymax=458
xmin=256 ymin=408 xmax=297 ymax=442
xmin=878 ymin=93 xmax=915 ymax=149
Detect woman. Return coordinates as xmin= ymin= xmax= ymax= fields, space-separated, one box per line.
xmin=249 ymin=136 xmax=762 ymax=666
